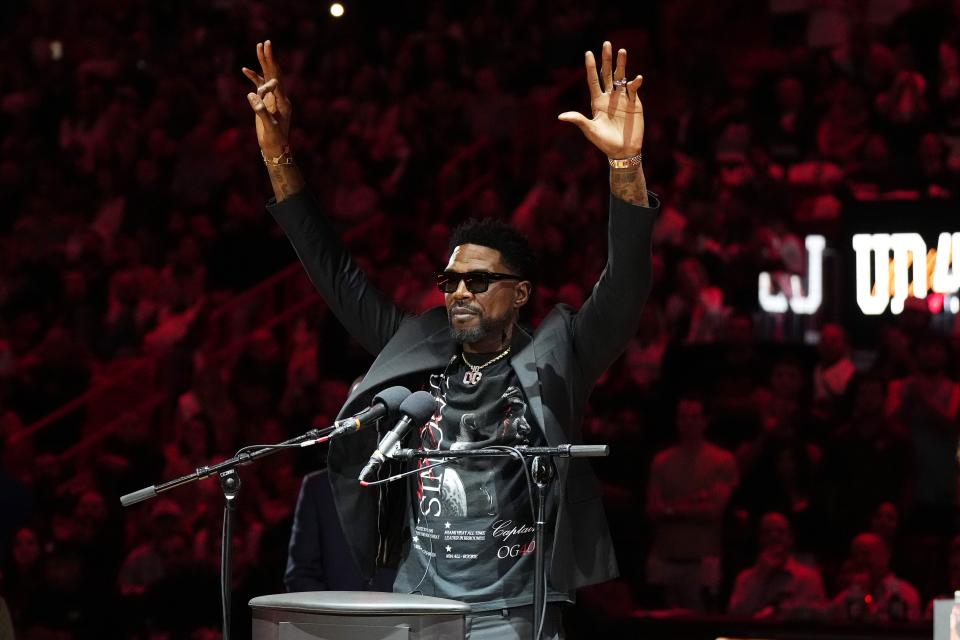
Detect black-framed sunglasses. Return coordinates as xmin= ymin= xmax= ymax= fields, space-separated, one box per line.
xmin=436 ymin=270 xmax=520 ymax=294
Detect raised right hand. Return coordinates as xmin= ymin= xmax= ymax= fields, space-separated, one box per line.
xmin=242 ymin=40 xmax=292 ymax=158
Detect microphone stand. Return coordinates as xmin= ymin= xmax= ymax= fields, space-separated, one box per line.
xmin=119 ymin=425 xmax=336 ymax=640
xmin=531 ymin=455 xmax=551 ymax=640
xmin=394 ymin=444 xmax=609 ymax=640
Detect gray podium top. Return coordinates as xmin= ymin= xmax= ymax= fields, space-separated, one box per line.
xmin=249 ymin=592 xmax=470 ymax=617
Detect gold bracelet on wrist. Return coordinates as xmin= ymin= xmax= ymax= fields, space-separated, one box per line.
xmin=608 ymin=152 xmax=643 ymax=169
xmin=261 ymin=147 xmax=295 ymax=166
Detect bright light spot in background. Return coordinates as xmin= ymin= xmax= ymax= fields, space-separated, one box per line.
xmin=951 ymin=296 xmax=960 ymax=314
xmin=330 ymin=3 xmax=345 ymax=17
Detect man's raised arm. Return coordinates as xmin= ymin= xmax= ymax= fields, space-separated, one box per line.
xmin=243 ymin=41 xmax=305 ymax=203
xmin=242 ymin=41 xmax=408 ymax=354
xmin=559 ymin=41 xmax=658 ymax=383
xmin=559 ymin=42 xmax=649 ymax=207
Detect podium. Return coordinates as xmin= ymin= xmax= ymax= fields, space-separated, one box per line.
xmin=249 ymin=591 xmax=470 ymax=640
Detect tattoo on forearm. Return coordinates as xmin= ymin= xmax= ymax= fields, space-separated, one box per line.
xmin=267 ymin=164 xmax=306 ymax=203
xmin=610 ymin=165 xmax=649 ymax=207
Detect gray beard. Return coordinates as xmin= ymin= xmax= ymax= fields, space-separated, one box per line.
xmin=448 ymin=312 xmax=513 ymax=345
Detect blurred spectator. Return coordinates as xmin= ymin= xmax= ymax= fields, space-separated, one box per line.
xmin=737 ymin=357 xmax=821 ymax=481
xmin=3 ymin=527 xmax=43 ymax=624
xmin=140 ymin=528 xmax=220 ymax=638
xmin=873 ymin=323 xmax=914 ymax=380
xmin=886 ymin=333 xmax=960 ymax=535
xmin=762 ymin=76 xmax=816 ymax=164
xmin=646 ymin=394 xmax=738 ymax=611
xmin=751 ymin=357 xmax=813 ymax=443
xmin=821 ymin=373 xmax=914 ymax=548
xmin=0 ymin=435 xmax=31 ymax=556
xmin=666 ymin=258 xmax=730 ymax=344
xmin=737 ymin=433 xmax=821 ymax=554
xmin=622 ymin=303 xmax=669 ymax=394
xmin=30 ymin=544 xmax=107 ymax=636
xmin=97 ymin=412 xmax=166 ymax=494
xmin=869 ymin=501 xmax=902 ymax=553
xmin=831 ymin=532 xmax=921 ymax=622
xmin=230 ymin=329 xmax=287 ymax=428
xmin=817 ymin=81 xmax=869 ymax=163
xmin=71 ymin=489 xmax=124 ymax=593
xmin=117 ymin=499 xmax=186 ymax=597
xmin=812 ymin=323 xmax=855 ymax=419
xmin=704 ymin=313 xmax=764 ymax=448
xmin=728 ymin=512 xmax=826 ymax=619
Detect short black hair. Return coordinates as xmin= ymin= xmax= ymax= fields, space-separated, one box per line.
xmin=448 ymin=218 xmax=537 ymax=282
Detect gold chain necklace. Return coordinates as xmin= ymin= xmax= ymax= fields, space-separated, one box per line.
xmin=460 ymin=346 xmax=511 ymax=386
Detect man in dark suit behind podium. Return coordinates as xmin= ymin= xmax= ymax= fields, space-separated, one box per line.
xmin=245 ymin=38 xmax=656 ymax=639
xmin=285 ymin=469 xmax=396 ymax=592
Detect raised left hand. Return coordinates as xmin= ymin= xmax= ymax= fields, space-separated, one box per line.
xmin=558 ymin=41 xmax=644 ymax=159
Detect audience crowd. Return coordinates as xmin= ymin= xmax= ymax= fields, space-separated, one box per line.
xmin=3 ymin=0 xmax=960 ymax=638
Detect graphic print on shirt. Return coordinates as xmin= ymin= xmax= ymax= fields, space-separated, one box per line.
xmin=413 ymin=370 xmax=535 ymax=562
xmin=416 ymin=374 xmax=447 ymax=519
xmin=393 ymin=359 xmax=561 ymax=606
xmin=417 ymin=375 xmax=532 ymax=518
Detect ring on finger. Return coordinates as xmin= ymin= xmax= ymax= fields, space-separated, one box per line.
xmin=613 ymin=78 xmax=629 ymax=89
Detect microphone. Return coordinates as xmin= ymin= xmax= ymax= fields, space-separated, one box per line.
xmin=306 ymin=386 xmax=411 ymax=446
xmin=358 ymin=391 xmax=436 ymax=484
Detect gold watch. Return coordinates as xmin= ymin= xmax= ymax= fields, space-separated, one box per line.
xmin=608 ymin=152 xmax=643 ymax=169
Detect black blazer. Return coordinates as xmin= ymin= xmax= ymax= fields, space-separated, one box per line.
xmin=268 ymin=189 xmax=659 ymax=593
xmin=285 ymin=469 xmax=395 ymax=592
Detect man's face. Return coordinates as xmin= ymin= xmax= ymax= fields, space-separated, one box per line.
xmin=676 ymin=399 xmax=707 ymax=443
xmin=851 ymin=533 xmax=888 ymax=579
xmin=443 ymin=244 xmax=529 ymax=346
xmin=75 ymin=491 xmax=107 ymax=524
xmin=759 ymin=513 xmax=793 ymax=552
xmin=819 ymin=324 xmax=847 ymax=364
xmin=13 ymin=528 xmax=40 ymax=567
xmin=870 ymin=502 xmax=899 ymax=538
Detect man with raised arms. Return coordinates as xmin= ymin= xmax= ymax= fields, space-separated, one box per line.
xmin=243 ymin=39 xmax=658 ymax=639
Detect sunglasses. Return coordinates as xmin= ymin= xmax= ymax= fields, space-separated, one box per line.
xmin=436 ymin=270 xmax=520 ymax=294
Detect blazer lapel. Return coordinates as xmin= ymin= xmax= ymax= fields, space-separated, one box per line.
xmin=342 ymin=324 xmax=455 ymax=414
xmin=509 ymin=327 xmax=549 ymax=442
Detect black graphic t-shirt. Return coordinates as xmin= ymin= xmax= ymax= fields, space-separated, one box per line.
xmin=392 ymin=353 xmax=567 ymax=610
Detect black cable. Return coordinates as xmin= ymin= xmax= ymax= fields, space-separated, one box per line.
xmin=360 ymin=460 xmax=454 ymax=486
xmin=539 ymin=460 xmax=566 ymax=640
xmin=408 ymin=535 xmax=435 ymax=596
xmin=233 ymin=442 xmax=306 ymax=457
xmin=536 ymin=571 xmax=548 ymax=639
xmin=530 ymin=454 xmax=558 ymax=640
xmin=486 ymin=445 xmax=537 ymax=523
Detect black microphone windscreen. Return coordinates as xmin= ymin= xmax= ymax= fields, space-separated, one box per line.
xmin=372 ymin=386 xmax=411 ymax=412
xmin=398 ymin=390 xmax=437 ymax=424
